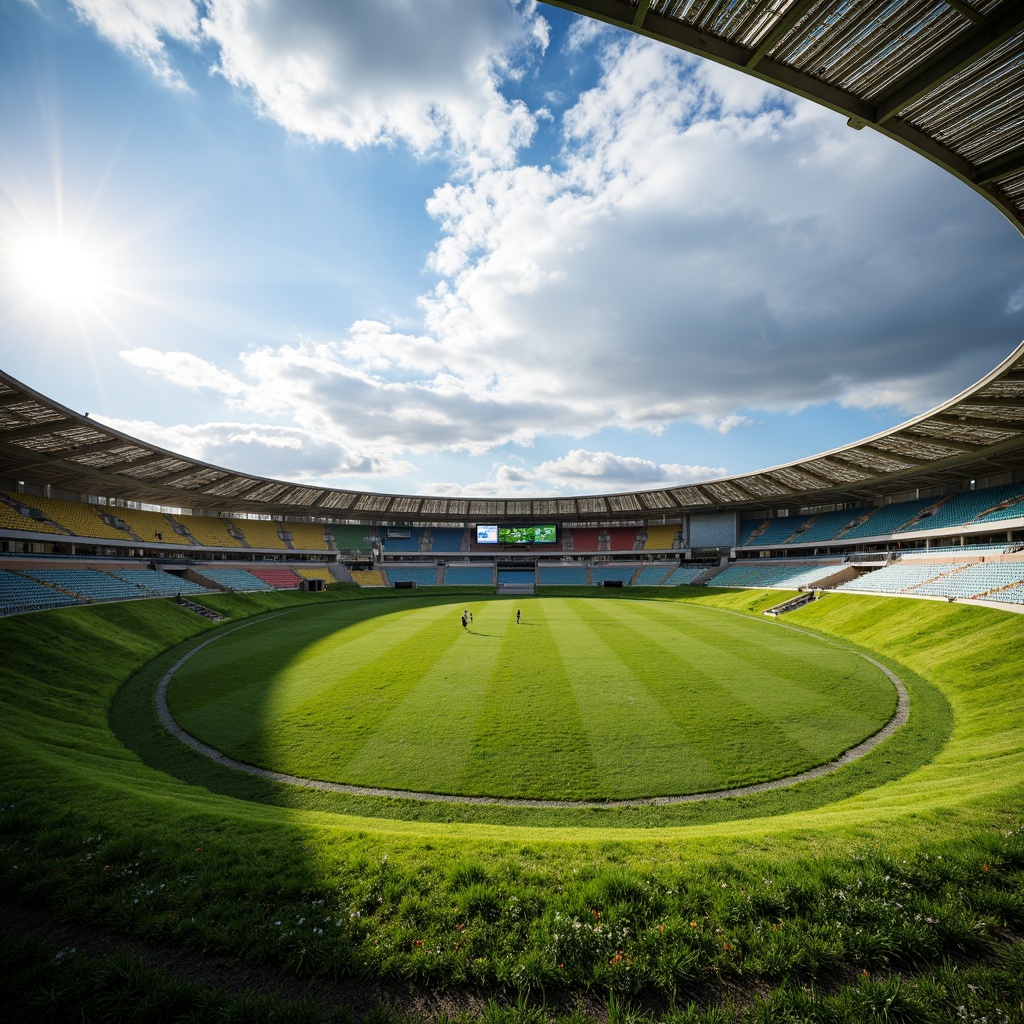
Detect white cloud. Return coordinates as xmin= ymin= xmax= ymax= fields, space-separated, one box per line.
xmin=202 ymin=0 xmax=547 ymax=170
xmin=69 ymin=0 xmax=200 ymax=89
xmin=423 ymin=449 xmax=725 ymax=497
xmin=96 ymin=415 xmax=408 ymax=482
xmin=534 ymin=450 xmax=725 ymax=490
xmin=100 ymin=15 xmax=1024 ymax=494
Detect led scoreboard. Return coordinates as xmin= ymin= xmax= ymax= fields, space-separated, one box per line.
xmin=476 ymin=524 xmax=558 ymax=545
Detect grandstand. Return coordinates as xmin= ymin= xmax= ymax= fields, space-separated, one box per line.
xmin=386 ymin=565 xmax=440 ymax=586
xmin=350 ymin=569 xmax=387 ymax=587
xmin=0 ymin=569 xmax=78 ymax=615
xmin=247 ymin=567 xmax=303 ymax=589
xmin=295 ymin=567 xmax=337 ymax=586
xmin=281 ymin=522 xmax=330 ymax=551
xmin=190 ymin=568 xmax=275 ymax=592
xmin=110 ymin=569 xmax=212 ymax=598
xmin=643 ymin=525 xmax=679 ymax=550
xmin=632 ymin=564 xmax=675 ymax=586
xmin=591 ymin=563 xmax=638 ymax=585
xmin=444 ymin=564 xmax=495 ymax=586
xmin=709 ymin=561 xmax=846 ymax=590
xmin=538 ymin=565 xmax=588 ymax=586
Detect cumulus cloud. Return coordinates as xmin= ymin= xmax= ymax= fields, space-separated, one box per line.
xmin=422 ymin=450 xmax=725 ymax=497
xmin=96 ymin=414 xmax=407 ymax=482
xmin=103 ymin=15 xmax=1024 ymax=494
xmin=69 ymin=0 xmax=200 ymax=89
xmin=74 ymin=0 xmax=549 ymax=170
xmin=534 ymin=450 xmax=725 ymax=490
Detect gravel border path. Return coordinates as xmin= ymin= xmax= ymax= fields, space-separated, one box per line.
xmin=155 ymin=613 xmax=909 ymax=810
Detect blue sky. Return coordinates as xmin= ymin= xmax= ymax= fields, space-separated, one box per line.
xmin=2 ymin=0 xmax=1023 ymax=499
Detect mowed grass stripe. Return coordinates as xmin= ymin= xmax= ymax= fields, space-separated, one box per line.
xmin=552 ymin=599 xmax=721 ymax=798
xmin=172 ymin=602 xmax=458 ymax=774
xmin=580 ymin=599 xmax=893 ymax=786
xmin=605 ymin=600 xmax=894 ymax=763
xmin=459 ymin=601 xmax=597 ymax=799
xmin=340 ymin=603 xmax=506 ymax=793
xmin=578 ymin=599 xmax=817 ymax=788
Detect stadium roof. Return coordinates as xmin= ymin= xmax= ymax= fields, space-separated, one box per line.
xmin=3 ymin=340 xmax=1024 ymax=522
xmin=2 ymin=0 xmax=1024 ymax=523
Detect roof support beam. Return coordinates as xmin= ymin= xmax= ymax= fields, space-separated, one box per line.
xmin=872 ymin=6 xmax=1024 ymax=124
xmin=931 ymin=412 xmax=1024 ymax=431
xmin=958 ymin=398 xmax=1024 ymax=409
xmin=744 ymin=0 xmax=817 ymax=69
xmin=631 ymin=0 xmax=649 ymax=29
xmin=944 ymin=0 xmax=984 ymax=25
xmin=974 ymin=143 xmax=1024 ymax=184
xmin=0 ymin=422 xmax=79 ymax=444
xmin=901 ymin=433 xmax=982 ymax=454
xmin=0 ymin=393 xmax=36 ymax=409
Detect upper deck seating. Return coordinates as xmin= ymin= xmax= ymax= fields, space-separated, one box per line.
xmin=607 ymin=528 xmax=641 ymax=551
xmin=283 ymin=523 xmax=330 ymax=551
xmin=643 ymin=525 xmax=679 ymax=550
xmin=21 ymin=495 xmax=133 ymax=542
xmin=973 ymin=491 xmax=1024 ymax=525
xmin=0 ymin=493 xmax=69 ymax=535
xmin=332 ymin=525 xmax=373 ymax=553
xmin=0 ymin=570 xmax=79 ymax=615
xmin=741 ymin=515 xmax=814 ymax=547
xmin=538 ymin=565 xmax=588 ymax=585
xmin=387 ymin=565 xmax=439 ymax=586
xmin=898 ymin=483 xmax=1024 ymax=534
xmin=111 ymin=507 xmax=193 ymax=545
xmin=840 ymin=498 xmax=934 ymax=540
xmin=247 ymin=568 xmax=303 ymax=589
xmin=444 ymin=564 xmax=495 ymax=586
xmin=430 ymin=528 xmax=466 ymax=553
xmin=232 ymin=519 xmax=288 ymax=550
xmin=784 ymin=510 xmax=862 ymax=546
xmin=568 ymin=529 xmax=601 ymax=553
xmin=381 ymin=529 xmax=426 ymax=554
xmin=178 ymin=516 xmax=245 ymax=548
xmin=192 ymin=568 xmax=275 ymax=591
xmin=591 ymin=564 xmax=638 ymax=585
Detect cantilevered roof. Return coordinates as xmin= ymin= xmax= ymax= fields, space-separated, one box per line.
xmin=3 ymin=342 xmax=1024 ymax=521
xmin=2 ymin=0 xmax=1024 ymax=522
xmin=544 ymin=0 xmax=1024 ymax=234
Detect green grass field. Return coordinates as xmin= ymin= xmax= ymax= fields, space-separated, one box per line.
xmin=1 ymin=587 xmax=1022 ymax=1023
xmin=166 ymin=596 xmax=895 ymax=800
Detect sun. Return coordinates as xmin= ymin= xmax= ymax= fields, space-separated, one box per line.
xmin=13 ymin=233 xmax=105 ymax=306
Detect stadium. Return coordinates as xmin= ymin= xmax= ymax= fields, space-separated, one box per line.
xmin=2 ymin=2 xmax=1024 ymax=1022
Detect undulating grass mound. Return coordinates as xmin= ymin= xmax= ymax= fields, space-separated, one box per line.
xmin=2 ymin=588 xmax=1022 ymax=1023
xmin=165 ymin=596 xmax=896 ymax=800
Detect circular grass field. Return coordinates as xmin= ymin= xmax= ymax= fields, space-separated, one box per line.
xmin=166 ymin=595 xmax=897 ymax=801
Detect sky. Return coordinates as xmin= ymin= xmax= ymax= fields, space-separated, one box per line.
xmin=2 ymin=0 xmax=1024 ymax=500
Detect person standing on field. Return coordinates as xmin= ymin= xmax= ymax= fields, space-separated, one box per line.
xmin=516 ymin=608 xmax=521 ymax=624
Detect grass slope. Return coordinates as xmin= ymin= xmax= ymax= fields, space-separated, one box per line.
xmin=1 ymin=589 xmax=1022 ymax=1023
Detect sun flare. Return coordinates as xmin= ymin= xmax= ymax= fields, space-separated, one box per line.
xmin=13 ymin=234 xmax=104 ymax=305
